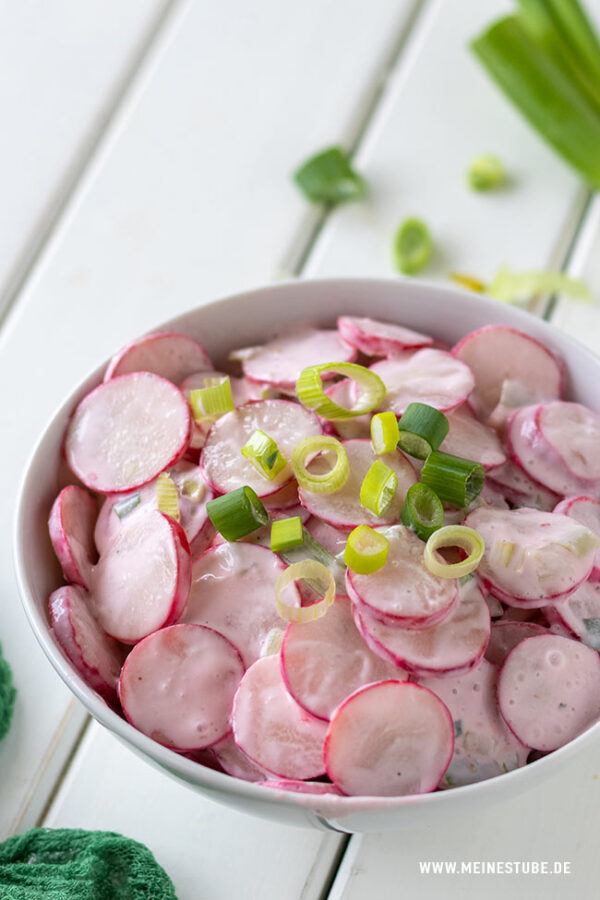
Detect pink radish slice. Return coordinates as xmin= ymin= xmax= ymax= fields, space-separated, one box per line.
xmin=49 ymin=585 xmax=125 ymax=704
xmin=232 ymin=655 xmax=328 ymax=779
xmin=353 ymin=578 xmax=490 ymax=677
xmin=552 ymin=580 xmax=600 ymax=650
xmin=451 ymin=325 xmax=563 ymax=422
xmin=484 ymin=592 xmax=504 ymax=619
xmin=370 ymin=349 xmax=474 ymax=416
xmin=303 ymin=517 xmax=348 ymax=555
xmin=420 ymin=660 xmax=528 ymax=787
xmin=323 ymin=381 xmax=371 ymax=440
xmin=241 ymin=326 xmax=356 ymax=389
xmin=262 ymin=481 xmax=304 ymax=512
xmin=465 ymin=507 xmax=598 ymax=606
xmin=49 ymin=485 xmax=98 ymax=588
xmin=281 ymin=595 xmax=406 ymax=721
xmin=180 ymin=542 xmax=297 ymax=667
xmin=441 ymin=406 xmax=506 ymax=470
xmin=324 ymin=681 xmax=454 ymax=796
xmin=212 ymin=735 xmax=272 ymax=782
xmin=485 ymin=621 xmax=547 ymax=667
xmin=538 ymin=402 xmax=600 ymax=493
xmin=65 ymin=372 xmax=191 ymax=493
xmin=554 ymin=496 xmax=600 ymax=580
xmin=486 ymin=458 xmax=559 ymax=512
xmin=257 ymin=780 xmax=342 ymax=795
xmin=91 ymin=511 xmax=191 ymax=643
xmin=200 ymin=400 xmax=320 ymax=497
xmin=299 ymin=440 xmax=416 ymax=529
xmin=104 ymin=331 xmax=212 ymax=383
xmin=497 ymin=634 xmax=600 ymax=751
xmin=120 ymin=623 xmax=243 ymax=751
xmin=337 ymin=316 xmax=433 ymax=356
xmin=346 ymin=525 xmax=457 ymax=629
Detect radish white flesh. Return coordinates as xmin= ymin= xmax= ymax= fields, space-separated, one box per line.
xmin=91 ymin=511 xmax=191 ymax=643
xmin=299 ymin=440 xmax=416 ymax=529
xmin=49 ymin=585 xmax=124 ymax=703
xmin=303 ymin=517 xmax=348 ymax=555
xmin=441 ymin=405 xmax=506 ymax=470
xmin=485 ymin=621 xmax=547 ymax=667
xmin=65 ymin=372 xmax=191 ymax=493
xmin=346 ymin=525 xmax=457 ymax=629
xmin=451 ymin=325 xmax=563 ymax=422
xmin=324 ymin=681 xmax=454 ymax=796
xmin=241 ymin=326 xmax=356 ymax=389
xmin=552 ymin=581 xmax=600 ymax=650
xmin=420 ymin=660 xmax=528 ymax=787
xmin=201 ymin=400 xmax=320 ymax=497
xmin=554 ymin=496 xmax=600 ymax=580
xmin=323 ymin=380 xmax=371 ymax=440
xmin=487 ymin=458 xmax=559 ymax=512
xmin=370 ymin=349 xmax=474 ymax=416
xmin=49 ymin=486 xmax=98 ymax=588
xmin=497 ymin=634 xmax=600 ymax=751
xmin=257 ymin=780 xmax=342 ymax=795
xmin=181 ymin=542 xmax=296 ymax=667
xmin=337 ymin=315 xmax=433 ymax=356
xmin=212 ymin=735 xmax=272 ymax=782
xmin=104 ymin=331 xmax=212 ymax=383
xmin=465 ymin=507 xmax=598 ymax=606
xmin=281 ymin=595 xmax=406 ymax=721
xmin=232 ymin=655 xmax=328 ymax=779
xmin=120 ymin=624 xmax=243 ymax=750
xmin=354 ymin=578 xmax=490 ymax=677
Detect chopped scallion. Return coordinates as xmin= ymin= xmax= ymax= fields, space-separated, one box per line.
xmin=423 ymin=525 xmax=485 ymax=579
xmin=343 ymin=525 xmax=389 ymax=574
xmin=296 ymin=362 xmax=385 ymax=421
xmin=450 ymin=272 xmax=486 ymax=293
xmin=206 ymin=486 xmax=268 ymax=541
xmin=270 ymin=516 xmax=304 ymax=553
xmin=401 ymin=483 xmax=444 ymax=541
xmin=421 ymin=450 xmax=485 ymax=508
xmin=397 ymin=402 xmax=449 ymax=460
xmin=275 ymin=559 xmax=335 ymax=623
xmin=113 ymin=492 xmax=141 ymax=520
xmin=359 ymin=461 xmax=398 ymax=517
xmin=189 ymin=376 xmax=234 ymax=420
xmin=241 ymin=430 xmax=288 ymax=480
xmin=467 ymin=154 xmax=505 ymax=190
xmin=291 ymin=435 xmax=349 ymax=494
xmin=488 ymin=264 xmax=594 ymax=304
xmin=393 ymin=217 xmax=433 ymax=275
xmin=156 ymin=472 xmax=180 ymax=520
xmin=370 ymin=411 xmax=400 ymax=454
xmin=293 ymin=147 xmax=367 ymax=205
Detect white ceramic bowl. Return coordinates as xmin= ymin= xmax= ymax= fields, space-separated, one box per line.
xmin=14 ymin=278 xmax=600 ymax=833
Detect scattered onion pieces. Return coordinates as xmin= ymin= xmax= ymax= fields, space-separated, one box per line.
xmin=155 ymin=472 xmax=180 ymax=520
xmin=275 ymin=559 xmax=335 ymax=623
xmin=296 ymin=362 xmax=385 ymax=420
xmin=291 ymin=435 xmax=349 ymax=494
xmin=423 ymin=525 xmax=485 ymax=579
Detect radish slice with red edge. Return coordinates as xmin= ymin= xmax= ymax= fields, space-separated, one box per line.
xmin=337 ymin=316 xmax=433 ymax=356
xmin=91 ymin=510 xmax=191 ymax=643
xmin=551 ymin=580 xmax=600 ymax=650
xmin=303 ymin=517 xmax=348 ymax=555
xmin=346 ymin=525 xmax=458 ymax=629
xmin=486 ymin=458 xmax=559 ymax=512
xmin=420 ymin=659 xmax=529 ymax=787
xmin=104 ymin=331 xmax=212 ymax=383
xmin=120 ymin=623 xmax=243 ymax=750
xmin=485 ymin=620 xmax=547 ymax=667
xmin=324 ymin=681 xmax=454 ymax=796
xmin=65 ymin=372 xmax=191 ymax=493
xmin=232 ymin=655 xmax=328 ymax=780
xmin=49 ymin=585 xmax=125 ymax=704
xmin=497 ymin=634 xmax=600 ymax=751
xmin=370 ymin=349 xmax=474 ymax=416
xmin=441 ymin=406 xmax=506 ymax=471
xmin=554 ymin=496 xmax=600 ymax=580
xmin=49 ymin=485 xmax=98 ymax=588
xmin=212 ymin=735 xmax=272 ymax=782
xmin=241 ymin=326 xmax=356 ymax=389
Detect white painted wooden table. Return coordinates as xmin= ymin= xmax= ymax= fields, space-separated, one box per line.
xmin=2 ymin=1 xmax=600 ymax=896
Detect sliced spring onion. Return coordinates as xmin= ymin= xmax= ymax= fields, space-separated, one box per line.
xmin=278 ymin=528 xmax=338 ymax=571
xmin=450 ymin=272 xmax=486 ymax=293
xmin=344 ymin=525 xmax=389 ymax=574
xmin=275 ymin=559 xmax=335 ymax=623
xmin=189 ymin=376 xmax=235 ymax=419
xmin=370 ymin=411 xmax=400 ymax=454
xmin=181 ymin=478 xmax=206 ymax=502
xmin=156 ymin=472 xmax=180 ymax=520
xmin=270 ymin=516 xmax=304 ymax=553
xmin=293 ymin=146 xmax=367 ymax=205
xmin=488 ymin=264 xmax=594 ymax=304
xmin=206 ymin=486 xmax=268 ymax=541
xmin=421 ymin=450 xmax=485 ymax=508
xmin=401 ymin=483 xmax=444 ymax=541
xmin=291 ymin=435 xmax=350 ymax=494
xmin=467 ymin=154 xmax=505 ymax=190
xmin=296 ymin=362 xmax=385 ymax=420
xmin=396 ymin=402 xmax=449 ymax=459
xmin=261 ymin=627 xmax=286 ymax=656
xmin=424 ymin=525 xmax=486 ymax=579
xmin=113 ymin=492 xmax=140 ymax=520
xmin=359 ymin=461 xmax=398 ymax=517
xmin=241 ymin=429 xmax=288 ymax=480
xmin=393 ymin=217 xmax=433 ymax=275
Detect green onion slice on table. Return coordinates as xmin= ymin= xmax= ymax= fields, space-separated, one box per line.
xmin=393 ymin=218 xmax=433 ymax=275
xmin=293 ymin=146 xmax=367 ymax=205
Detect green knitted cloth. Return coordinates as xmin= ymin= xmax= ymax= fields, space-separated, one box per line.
xmin=0 ymin=828 xmax=178 ymax=899
xmin=0 ymin=642 xmax=16 ymax=740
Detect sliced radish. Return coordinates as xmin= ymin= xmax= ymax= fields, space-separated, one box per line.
xmin=552 ymin=580 xmax=600 ymax=651
xmin=420 ymin=659 xmax=528 ymax=787
xmin=323 ymin=380 xmax=371 ymax=440
xmin=49 ymin=585 xmax=124 ymax=704
xmin=212 ymin=735 xmax=272 ymax=782
xmin=303 ymin=517 xmax=348 ymax=555
xmin=370 ymin=349 xmax=474 ymax=416
xmin=354 ymin=578 xmax=490 ymax=677
xmin=257 ymin=779 xmax=342 ymax=795
xmin=180 ymin=542 xmax=297 ymax=667
xmin=465 ymin=507 xmax=598 ymax=606
xmin=485 ymin=621 xmax=547 ymax=667
xmin=91 ymin=511 xmax=191 ymax=643
xmin=105 ymin=331 xmax=212 ymax=383
xmin=65 ymin=372 xmax=191 ymax=493
xmin=336 ymin=316 xmax=433 ymax=356
xmin=232 ymin=655 xmax=327 ymax=779
xmin=347 ymin=525 xmax=457 ymax=629
xmin=262 ymin=481 xmax=304 ymax=512
xmin=324 ymin=681 xmax=453 ymax=796
xmin=497 ymin=634 xmax=600 ymax=751
xmin=281 ymin=595 xmax=406 ymax=721
xmin=48 ymin=485 xmax=98 ymax=588
xmin=441 ymin=405 xmax=506 ymax=470
xmin=487 ymin=458 xmax=559 ymax=512
xmin=299 ymin=440 xmax=416 ymax=529
xmin=120 ymin=623 xmax=243 ymax=750
xmin=241 ymin=326 xmax=356 ymax=389
xmin=554 ymin=496 xmax=600 ymax=580
xmin=200 ymin=399 xmax=320 ymax=497
xmin=451 ymin=325 xmax=563 ymax=422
